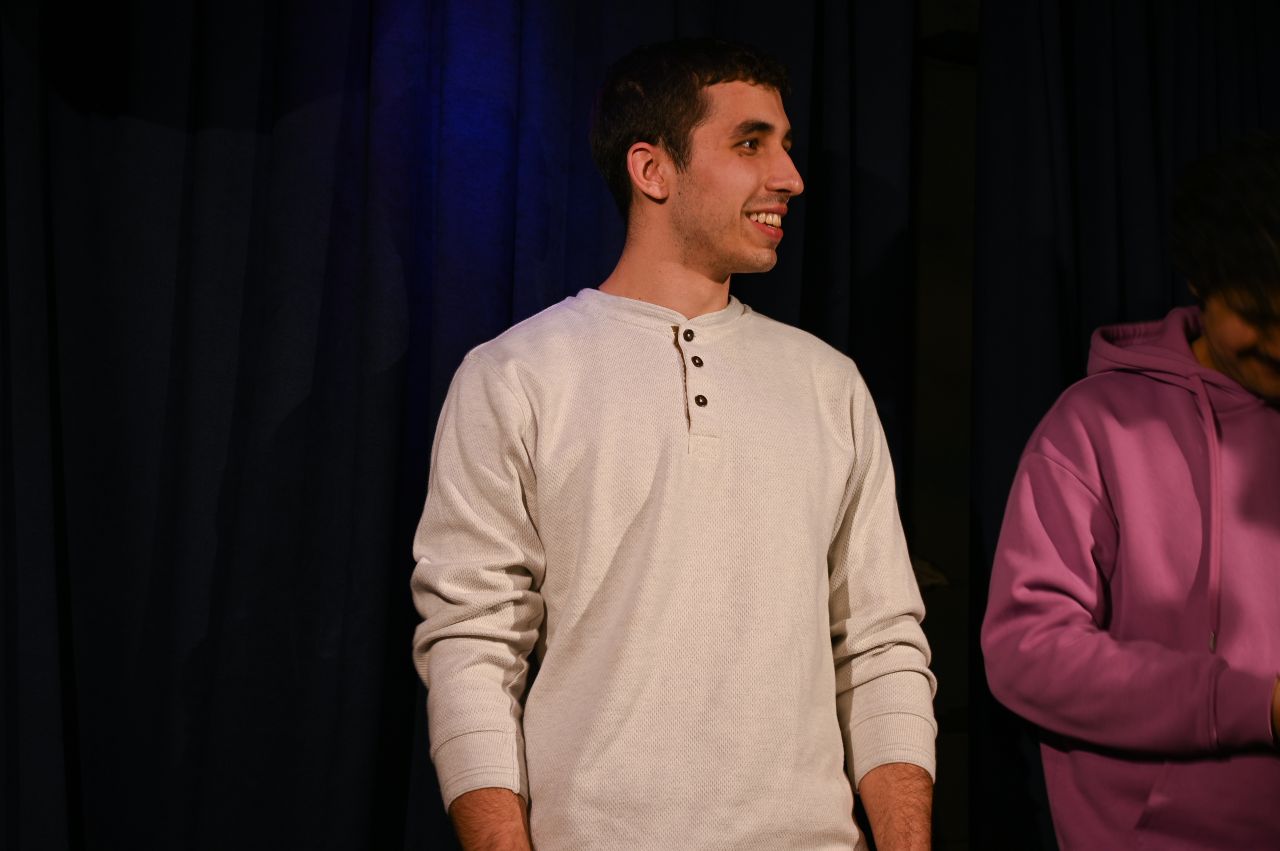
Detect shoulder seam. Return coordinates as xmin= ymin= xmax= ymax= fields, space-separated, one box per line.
xmin=1021 ymin=449 xmax=1119 ymax=535
xmin=464 ymin=350 xmax=533 ymax=436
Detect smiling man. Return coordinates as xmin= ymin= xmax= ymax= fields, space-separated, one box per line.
xmin=412 ymin=39 xmax=936 ymax=851
xmin=983 ymin=133 xmax=1280 ymax=849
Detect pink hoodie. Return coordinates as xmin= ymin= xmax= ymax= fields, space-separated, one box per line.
xmin=983 ymin=307 xmax=1280 ymax=849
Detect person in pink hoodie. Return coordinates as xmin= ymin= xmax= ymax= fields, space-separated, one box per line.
xmin=983 ymin=133 xmax=1280 ymax=849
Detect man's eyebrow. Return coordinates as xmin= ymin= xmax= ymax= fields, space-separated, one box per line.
xmin=730 ymin=119 xmax=794 ymax=145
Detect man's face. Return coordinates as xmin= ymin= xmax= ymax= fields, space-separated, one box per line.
xmin=665 ymin=81 xmax=804 ymax=281
xmin=1195 ymin=292 xmax=1280 ymax=402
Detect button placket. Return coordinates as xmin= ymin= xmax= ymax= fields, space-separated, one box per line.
xmin=680 ymin=325 xmax=708 ymax=412
xmin=681 ymin=325 xmax=715 ymax=425
xmin=674 ymin=323 xmax=720 ymax=458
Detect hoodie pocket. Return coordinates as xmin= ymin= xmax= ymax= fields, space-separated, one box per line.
xmin=1134 ymin=755 xmax=1280 ymax=849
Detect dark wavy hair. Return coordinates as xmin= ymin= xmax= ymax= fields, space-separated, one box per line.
xmin=1172 ymin=131 xmax=1280 ymax=321
xmin=589 ymin=38 xmax=790 ymax=219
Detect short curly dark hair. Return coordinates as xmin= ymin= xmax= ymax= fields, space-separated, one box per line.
xmin=589 ymin=38 xmax=790 ymax=219
xmin=1172 ymin=131 xmax=1280 ymax=321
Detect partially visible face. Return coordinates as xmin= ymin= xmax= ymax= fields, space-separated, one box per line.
xmin=1193 ymin=292 xmax=1280 ymax=402
xmin=665 ymin=80 xmax=804 ymax=281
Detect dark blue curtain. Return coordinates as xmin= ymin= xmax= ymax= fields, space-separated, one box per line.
xmin=973 ymin=2 xmax=1280 ymax=848
xmin=3 ymin=1 xmax=918 ymax=848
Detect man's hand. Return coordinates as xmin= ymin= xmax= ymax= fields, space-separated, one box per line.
xmin=1271 ymin=678 xmax=1279 ymax=744
xmin=448 ymin=787 xmax=532 ymax=851
xmin=856 ymin=762 xmax=932 ymax=851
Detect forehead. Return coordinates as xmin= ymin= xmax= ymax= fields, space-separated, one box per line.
xmin=697 ymin=80 xmax=790 ymax=132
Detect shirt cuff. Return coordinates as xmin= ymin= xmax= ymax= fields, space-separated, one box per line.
xmin=432 ymin=729 xmax=529 ymax=811
xmin=850 ymin=712 xmax=938 ymax=786
xmin=1212 ymin=666 xmax=1278 ymax=751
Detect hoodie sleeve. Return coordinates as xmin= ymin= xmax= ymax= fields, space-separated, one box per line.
xmin=410 ymin=352 xmax=546 ymax=811
xmin=982 ymin=438 xmax=1275 ymax=755
xmin=830 ymin=371 xmax=938 ymax=787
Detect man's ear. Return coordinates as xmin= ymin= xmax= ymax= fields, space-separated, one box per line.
xmin=626 ymin=141 xmax=671 ymax=203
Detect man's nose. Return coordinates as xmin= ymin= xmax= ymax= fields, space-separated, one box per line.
xmin=767 ymin=151 xmax=804 ymax=197
xmin=1259 ymin=329 xmax=1280 ymax=363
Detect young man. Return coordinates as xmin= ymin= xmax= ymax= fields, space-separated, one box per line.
xmin=412 ymin=39 xmax=936 ymax=851
xmin=982 ymin=133 xmax=1280 ymax=849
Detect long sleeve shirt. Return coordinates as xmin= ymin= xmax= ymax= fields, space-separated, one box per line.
xmin=411 ymin=288 xmax=936 ymax=850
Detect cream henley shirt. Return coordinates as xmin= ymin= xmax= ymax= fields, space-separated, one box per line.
xmin=411 ymin=288 xmax=936 ymax=850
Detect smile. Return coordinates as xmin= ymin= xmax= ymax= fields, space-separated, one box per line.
xmin=746 ymin=211 xmax=784 ymax=241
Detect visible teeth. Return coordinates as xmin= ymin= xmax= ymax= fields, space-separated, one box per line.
xmin=748 ymin=212 xmax=782 ymax=227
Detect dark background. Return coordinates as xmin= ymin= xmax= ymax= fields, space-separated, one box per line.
xmin=3 ymin=1 xmax=1277 ymax=849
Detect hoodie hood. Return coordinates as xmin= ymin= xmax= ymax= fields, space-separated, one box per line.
xmin=1087 ymin=306 xmax=1262 ymax=412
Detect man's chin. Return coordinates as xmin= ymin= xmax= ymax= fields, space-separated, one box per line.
xmin=736 ymin=250 xmax=778 ymax=275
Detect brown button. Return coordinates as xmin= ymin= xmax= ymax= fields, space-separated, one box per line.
xmin=691 ymin=356 xmax=704 ymax=367
xmin=683 ymin=329 xmax=695 ymax=342
xmin=694 ymin=394 xmax=708 ymax=407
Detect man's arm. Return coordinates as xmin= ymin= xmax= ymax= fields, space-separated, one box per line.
xmin=411 ymin=352 xmax=545 ymax=816
xmin=449 ymin=788 xmax=531 ymax=851
xmin=982 ymin=447 xmax=1277 ymax=754
xmin=857 ymin=762 xmax=932 ymax=851
xmin=828 ymin=370 xmax=937 ymax=836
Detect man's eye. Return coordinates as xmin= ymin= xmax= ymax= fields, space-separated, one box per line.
xmin=739 ymin=138 xmax=759 ymax=150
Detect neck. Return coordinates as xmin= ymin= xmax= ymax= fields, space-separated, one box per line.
xmin=599 ymin=226 xmax=731 ymax=320
xmin=1191 ymin=334 xmax=1217 ymax=372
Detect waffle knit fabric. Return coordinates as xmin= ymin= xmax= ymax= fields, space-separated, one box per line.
xmin=411 ymin=288 xmax=937 ymax=850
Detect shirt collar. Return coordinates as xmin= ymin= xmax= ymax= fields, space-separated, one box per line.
xmin=572 ymin=287 xmax=751 ymax=335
